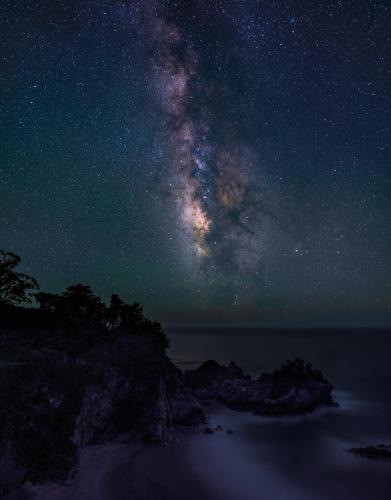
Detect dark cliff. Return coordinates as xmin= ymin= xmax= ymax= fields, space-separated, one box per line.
xmin=0 ymin=305 xmax=204 ymax=496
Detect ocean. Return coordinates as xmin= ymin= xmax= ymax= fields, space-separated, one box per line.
xmin=167 ymin=327 xmax=391 ymax=500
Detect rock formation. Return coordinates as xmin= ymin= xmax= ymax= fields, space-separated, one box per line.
xmin=348 ymin=444 xmax=391 ymax=460
xmin=0 ymin=334 xmax=204 ymax=496
xmin=185 ymin=358 xmax=336 ymax=415
xmin=0 ymin=325 xmax=336 ymax=497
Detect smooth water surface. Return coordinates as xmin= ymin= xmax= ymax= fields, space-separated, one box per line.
xmin=168 ymin=328 xmax=391 ymax=500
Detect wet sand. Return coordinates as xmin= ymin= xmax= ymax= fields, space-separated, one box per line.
xmin=13 ymin=397 xmax=391 ymax=500
xmin=28 ymin=435 xmax=214 ymax=500
xmin=29 ymin=402 xmax=309 ymax=500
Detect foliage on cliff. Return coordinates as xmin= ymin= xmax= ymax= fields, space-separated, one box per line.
xmin=0 ymin=249 xmax=173 ymax=494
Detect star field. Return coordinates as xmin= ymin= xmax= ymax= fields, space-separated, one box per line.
xmin=1 ymin=0 xmax=390 ymax=325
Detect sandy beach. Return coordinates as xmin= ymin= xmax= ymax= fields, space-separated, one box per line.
xmin=27 ymin=434 xmax=214 ymax=500
xmin=24 ymin=402 xmax=310 ymax=500
xmin=6 ymin=396 xmax=391 ymax=500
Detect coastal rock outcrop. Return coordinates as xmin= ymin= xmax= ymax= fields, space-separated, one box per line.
xmin=0 ymin=315 xmax=336 ymax=498
xmin=185 ymin=358 xmax=335 ymax=415
xmin=348 ymin=444 xmax=391 ymax=460
xmin=144 ymin=378 xmax=172 ymax=443
xmin=0 ymin=334 xmax=206 ymax=497
xmin=0 ymin=440 xmax=26 ymax=496
xmin=72 ymin=367 xmax=130 ymax=447
xmin=169 ymin=385 xmax=206 ymax=426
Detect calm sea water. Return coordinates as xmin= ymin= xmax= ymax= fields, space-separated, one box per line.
xmin=168 ymin=328 xmax=391 ymax=500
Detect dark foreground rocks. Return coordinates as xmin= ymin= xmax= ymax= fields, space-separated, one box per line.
xmin=348 ymin=444 xmax=391 ymax=460
xmin=0 ymin=323 xmax=335 ymax=497
xmin=0 ymin=333 xmax=204 ymax=497
xmin=185 ymin=358 xmax=336 ymax=415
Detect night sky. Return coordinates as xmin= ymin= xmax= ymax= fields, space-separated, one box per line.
xmin=1 ymin=1 xmax=390 ymax=326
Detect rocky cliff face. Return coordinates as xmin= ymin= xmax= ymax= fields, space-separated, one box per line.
xmin=72 ymin=373 xmax=128 ymax=447
xmin=0 ymin=327 xmax=336 ymax=497
xmin=0 ymin=334 xmax=204 ymax=497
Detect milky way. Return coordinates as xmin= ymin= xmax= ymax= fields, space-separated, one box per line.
xmin=144 ymin=2 xmax=284 ymax=273
xmin=1 ymin=0 xmax=390 ymax=324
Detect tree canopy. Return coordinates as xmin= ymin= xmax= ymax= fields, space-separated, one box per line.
xmin=0 ymin=250 xmax=39 ymax=305
xmin=1 ymin=249 xmax=169 ymax=352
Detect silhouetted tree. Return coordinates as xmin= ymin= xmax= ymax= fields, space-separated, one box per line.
xmin=1 ymin=247 xmax=171 ymax=351
xmin=59 ymin=284 xmax=107 ymax=327
xmin=109 ymin=298 xmax=169 ymax=350
xmin=106 ymin=294 xmax=124 ymax=330
xmin=140 ymin=319 xmax=170 ymax=351
xmin=119 ymin=302 xmax=145 ymax=330
xmin=35 ymin=292 xmax=61 ymax=313
xmin=36 ymin=284 xmax=106 ymax=328
xmin=0 ymin=250 xmax=39 ymax=305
